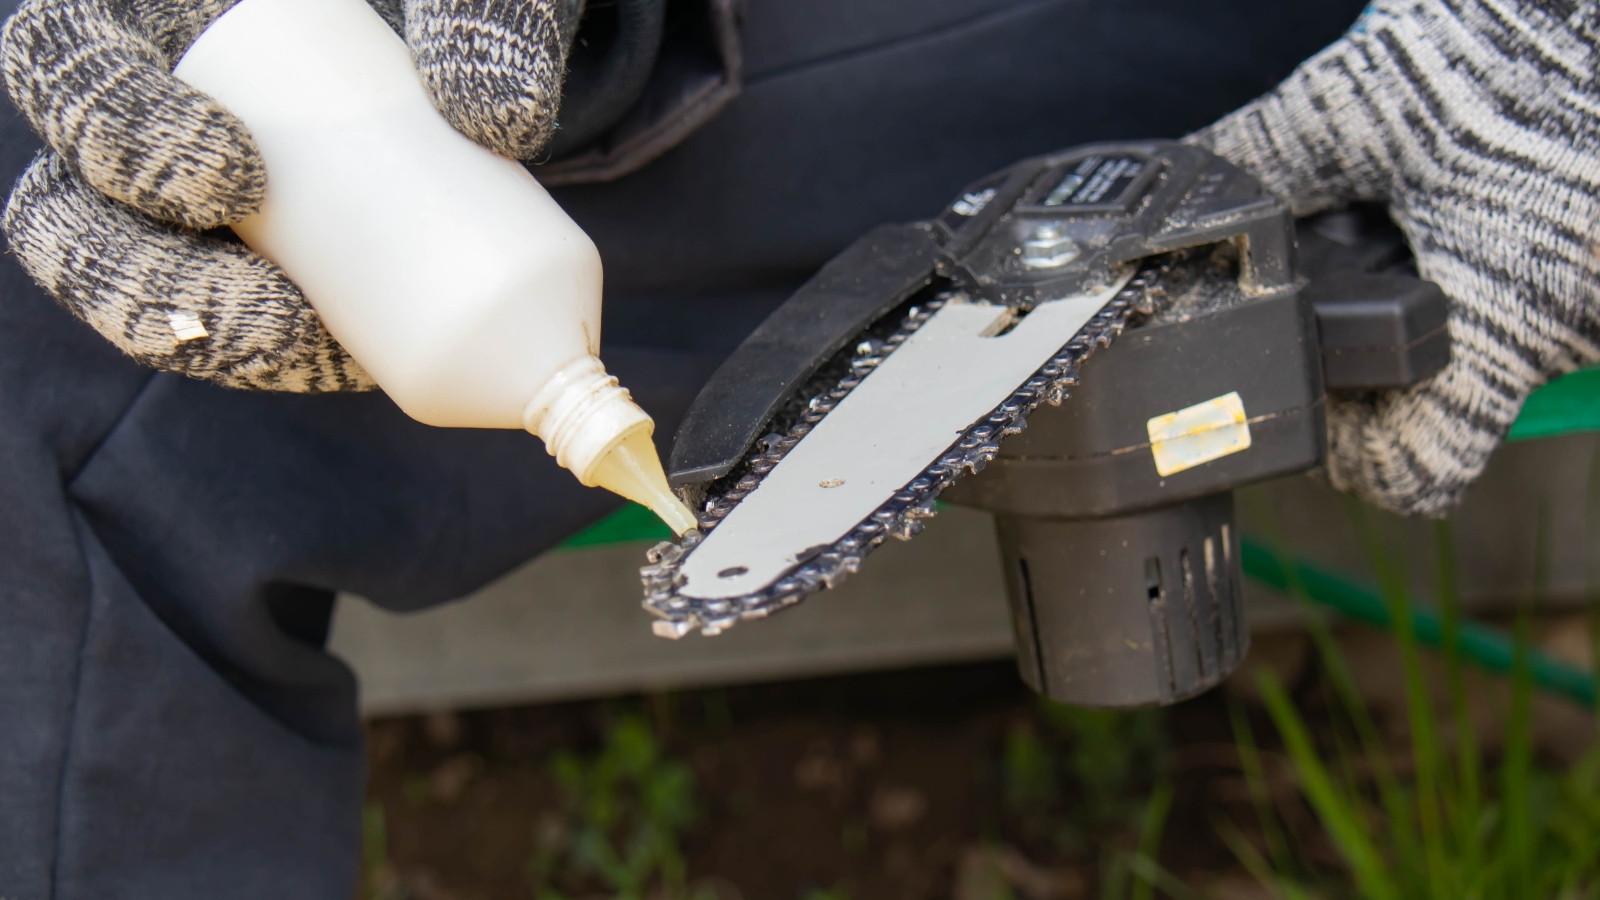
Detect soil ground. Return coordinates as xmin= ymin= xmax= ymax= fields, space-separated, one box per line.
xmin=362 ymin=658 xmax=1288 ymax=900
xmin=361 ymin=618 xmax=1598 ymax=900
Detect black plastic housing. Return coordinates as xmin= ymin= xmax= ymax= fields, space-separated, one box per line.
xmin=1299 ymin=208 xmax=1450 ymax=389
xmin=1001 ymin=493 xmax=1245 ymax=706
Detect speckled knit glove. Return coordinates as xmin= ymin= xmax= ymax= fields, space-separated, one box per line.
xmin=0 ymin=0 xmax=579 ymax=391
xmin=1188 ymin=0 xmax=1600 ymax=517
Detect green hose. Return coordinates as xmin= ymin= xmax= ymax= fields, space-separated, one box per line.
xmin=1240 ymin=537 xmax=1595 ymax=709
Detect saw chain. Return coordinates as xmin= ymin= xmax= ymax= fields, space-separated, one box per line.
xmin=642 ymin=259 xmax=1177 ymax=638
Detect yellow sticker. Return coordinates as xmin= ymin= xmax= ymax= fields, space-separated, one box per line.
xmin=1146 ymin=391 xmax=1251 ymax=477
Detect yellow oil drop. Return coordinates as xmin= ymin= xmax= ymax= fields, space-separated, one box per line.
xmin=585 ymin=427 xmax=698 ymax=536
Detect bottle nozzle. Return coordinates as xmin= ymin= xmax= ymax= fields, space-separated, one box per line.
xmin=523 ymin=355 xmax=697 ymax=535
xmin=585 ymin=428 xmax=698 ymax=535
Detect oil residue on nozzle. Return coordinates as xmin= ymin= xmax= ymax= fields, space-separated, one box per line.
xmin=587 ymin=428 xmax=698 ymax=535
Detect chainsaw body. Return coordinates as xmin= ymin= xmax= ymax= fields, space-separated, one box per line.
xmin=660 ymin=141 xmax=1448 ymax=708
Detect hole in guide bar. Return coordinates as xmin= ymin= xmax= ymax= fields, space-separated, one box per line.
xmin=717 ymin=566 xmax=748 ymax=579
xmin=978 ymin=304 xmax=1035 ymax=338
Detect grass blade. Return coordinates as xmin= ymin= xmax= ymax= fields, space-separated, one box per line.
xmin=1212 ymin=816 xmax=1315 ymax=900
xmin=1240 ymin=495 xmax=1422 ymax=886
xmin=1125 ymin=852 xmax=1194 ymax=900
xmin=1257 ymin=669 xmax=1401 ymax=900
xmin=1346 ymin=498 xmax=1449 ymax=897
xmin=1131 ymin=782 xmax=1175 ymax=900
xmin=1499 ymin=513 xmax=1544 ymax=898
xmin=1434 ymin=518 xmax=1482 ymax=859
xmin=1226 ymin=696 xmax=1297 ymax=878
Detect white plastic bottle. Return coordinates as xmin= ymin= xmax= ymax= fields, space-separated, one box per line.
xmin=173 ymin=0 xmax=695 ymax=534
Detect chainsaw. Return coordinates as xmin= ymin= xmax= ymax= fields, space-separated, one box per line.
xmin=641 ymin=140 xmax=1449 ymax=707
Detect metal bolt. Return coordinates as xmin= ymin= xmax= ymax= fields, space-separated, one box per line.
xmin=1021 ymin=222 xmax=1079 ymax=269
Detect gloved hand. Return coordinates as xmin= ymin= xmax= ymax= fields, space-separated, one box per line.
xmin=1188 ymin=0 xmax=1600 ymax=517
xmin=0 ymin=0 xmax=581 ymax=391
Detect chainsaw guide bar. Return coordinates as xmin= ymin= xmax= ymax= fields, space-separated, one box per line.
xmin=643 ymin=264 xmax=1173 ymax=638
